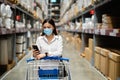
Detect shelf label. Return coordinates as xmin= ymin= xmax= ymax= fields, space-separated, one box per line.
xmin=95 ymin=29 xmax=100 ymax=34
xmin=89 ymin=29 xmax=92 ymax=33
xmin=109 ymin=32 xmax=116 ymax=36
xmin=113 ymin=29 xmax=120 ymax=33
xmin=100 ymin=29 xmax=105 ymax=35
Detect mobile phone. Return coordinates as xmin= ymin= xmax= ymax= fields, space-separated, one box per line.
xmin=32 ymin=45 xmax=39 ymax=51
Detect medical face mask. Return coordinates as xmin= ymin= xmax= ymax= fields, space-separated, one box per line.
xmin=43 ymin=28 xmax=53 ymax=36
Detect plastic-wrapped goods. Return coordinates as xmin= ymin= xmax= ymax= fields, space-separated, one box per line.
xmin=70 ymin=22 xmax=75 ymax=30
xmin=83 ymin=0 xmax=93 ymax=8
xmin=16 ymin=35 xmax=24 ymax=44
xmin=18 ymin=0 xmax=34 ymax=12
xmin=75 ymin=21 xmax=80 ymax=30
xmin=0 ymin=4 xmax=6 ymax=27
xmin=36 ymin=7 xmax=42 ymax=20
xmin=61 ymin=0 xmax=72 ymax=16
xmin=84 ymin=18 xmax=94 ymax=29
xmin=5 ymin=5 xmax=12 ymax=18
xmin=4 ymin=18 xmax=11 ymax=29
xmin=0 ymin=3 xmax=6 ymax=17
xmin=22 ymin=42 xmax=26 ymax=53
xmin=91 ymin=15 xmax=95 ymax=22
xmin=0 ymin=18 xmax=3 ymax=27
xmin=0 ymin=39 xmax=8 ymax=65
xmin=16 ymin=43 xmax=23 ymax=54
xmin=16 ymin=21 xmax=25 ymax=28
xmin=16 ymin=35 xmax=24 ymax=54
xmin=32 ymin=33 xmax=37 ymax=44
xmin=77 ymin=0 xmax=83 ymax=12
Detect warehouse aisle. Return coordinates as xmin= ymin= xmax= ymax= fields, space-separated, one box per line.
xmin=62 ymin=36 xmax=107 ymax=80
xmin=0 ymin=34 xmax=107 ymax=80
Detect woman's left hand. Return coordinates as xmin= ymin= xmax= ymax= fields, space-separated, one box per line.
xmin=36 ymin=54 xmax=46 ymax=59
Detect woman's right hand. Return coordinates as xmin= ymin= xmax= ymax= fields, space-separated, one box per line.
xmin=33 ymin=50 xmax=40 ymax=58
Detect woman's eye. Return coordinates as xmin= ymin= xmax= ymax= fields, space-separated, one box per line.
xmin=44 ymin=27 xmax=51 ymax=28
xmin=43 ymin=27 xmax=47 ymax=28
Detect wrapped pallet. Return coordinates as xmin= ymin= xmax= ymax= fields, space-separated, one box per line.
xmin=108 ymin=52 xmax=120 ymax=80
xmin=0 ymin=39 xmax=8 ymax=65
xmin=16 ymin=35 xmax=23 ymax=54
xmin=7 ymin=37 xmax=13 ymax=64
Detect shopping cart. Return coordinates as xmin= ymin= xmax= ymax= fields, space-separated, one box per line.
xmin=26 ymin=56 xmax=71 ymax=80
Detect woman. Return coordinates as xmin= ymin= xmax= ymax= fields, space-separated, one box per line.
xmin=33 ymin=18 xmax=63 ymax=59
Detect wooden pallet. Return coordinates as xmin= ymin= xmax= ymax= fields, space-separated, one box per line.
xmin=7 ymin=60 xmax=16 ymax=71
xmin=16 ymin=53 xmax=26 ymax=61
xmin=0 ymin=60 xmax=15 ymax=76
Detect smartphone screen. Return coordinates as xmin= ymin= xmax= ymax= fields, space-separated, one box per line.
xmin=32 ymin=45 xmax=39 ymax=51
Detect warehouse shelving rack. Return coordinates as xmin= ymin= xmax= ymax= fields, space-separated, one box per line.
xmin=60 ymin=0 xmax=120 ymax=79
xmin=48 ymin=0 xmax=61 ymax=22
xmin=0 ymin=0 xmax=43 ymax=77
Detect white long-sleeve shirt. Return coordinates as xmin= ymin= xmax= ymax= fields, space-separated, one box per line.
xmin=36 ymin=35 xmax=63 ymax=57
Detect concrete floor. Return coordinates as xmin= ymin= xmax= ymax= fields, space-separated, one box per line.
xmin=0 ymin=34 xmax=108 ymax=80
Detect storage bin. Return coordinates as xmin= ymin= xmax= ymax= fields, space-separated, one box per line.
xmin=94 ymin=47 xmax=101 ymax=70
xmin=108 ymin=52 xmax=120 ymax=80
xmin=100 ymin=48 xmax=109 ymax=76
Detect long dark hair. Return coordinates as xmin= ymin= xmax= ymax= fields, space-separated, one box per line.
xmin=41 ymin=18 xmax=58 ymax=35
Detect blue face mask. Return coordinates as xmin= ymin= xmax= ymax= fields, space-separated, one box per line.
xmin=43 ymin=28 xmax=53 ymax=36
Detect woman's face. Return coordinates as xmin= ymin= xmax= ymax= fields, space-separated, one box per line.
xmin=43 ymin=22 xmax=54 ymax=29
xmin=43 ymin=22 xmax=54 ymax=36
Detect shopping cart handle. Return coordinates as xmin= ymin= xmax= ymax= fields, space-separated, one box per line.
xmin=26 ymin=58 xmax=35 ymax=63
xmin=41 ymin=56 xmax=69 ymax=62
xmin=26 ymin=56 xmax=69 ymax=63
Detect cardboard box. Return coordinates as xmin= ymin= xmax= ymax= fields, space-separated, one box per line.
xmin=89 ymin=38 xmax=93 ymax=50
xmin=94 ymin=47 xmax=101 ymax=70
xmin=75 ymin=37 xmax=82 ymax=51
xmin=108 ymin=52 xmax=120 ymax=80
xmin=100 ymin=48 xmax=109 ymax=76
xmin=85 ymin=47 xmax=92 ymax=62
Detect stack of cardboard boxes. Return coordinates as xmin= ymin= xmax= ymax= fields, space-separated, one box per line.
xmin=94 ymin=47 xmax=101 ymax=70
xmin=94 ymin=47 xmax=120 ymax=80
xmin=100 ymin=49 xmax=109 ymax=76
xmin=108 ymin=52 xmax=120 ymax=80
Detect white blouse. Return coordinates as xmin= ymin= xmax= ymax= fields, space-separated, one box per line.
xmin=36 ymin=35 xmax=63 ymax=57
